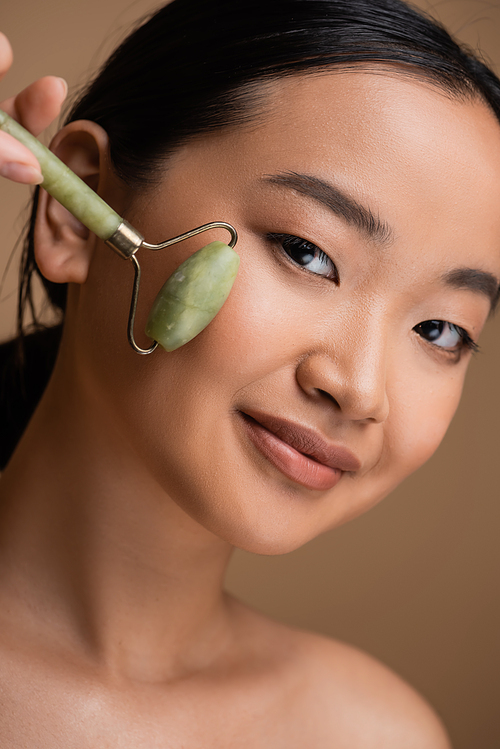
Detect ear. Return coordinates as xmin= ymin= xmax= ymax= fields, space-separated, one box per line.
xmin=34 ymin=120 xmax=111 ymax=284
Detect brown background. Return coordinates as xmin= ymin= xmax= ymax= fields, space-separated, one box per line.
xmin=1 ymin=1 xmax=499 ymax=746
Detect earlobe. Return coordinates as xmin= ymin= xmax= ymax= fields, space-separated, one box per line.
xmin=34 ymin=120 xmax=110 ymax=285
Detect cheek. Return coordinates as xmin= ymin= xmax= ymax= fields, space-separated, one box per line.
xmin=328 ymin=367 xmax=467 ymax=532
xmin=382 ymin=370 xmax=465 ymax=488
xmin=71 ymin=236 xmax=295 ymax=479
xmin=178 ymin=240 xmax=312 ymax=382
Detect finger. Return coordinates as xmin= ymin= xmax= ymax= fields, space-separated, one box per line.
xmin=0 ymin=130 xmax=43 ymax=184
xmin=1 ymin=76 xmax=68 ymax=136
xmin=0 ymin=32 xmax=13 ymax=82
xmin=0 ymin=32 xmax=42 ymax=182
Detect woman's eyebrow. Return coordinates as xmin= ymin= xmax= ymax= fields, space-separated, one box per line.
xmin=442 ymin=268 xmax=500 ymax=313
xmin=263 ymin=171 xmax=500 ymax=312
xmin=262 ymin=171 xmax=394 ymax=244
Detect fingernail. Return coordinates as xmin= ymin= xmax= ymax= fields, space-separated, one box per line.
xmin=57 ymin=77 xmax=68 ymax=98
xmin=0 ymin=162 xmax=44 ymax=184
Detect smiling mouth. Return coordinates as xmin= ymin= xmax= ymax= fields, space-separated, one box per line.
xmin=239 ymin=410 xmax=360 ymax=492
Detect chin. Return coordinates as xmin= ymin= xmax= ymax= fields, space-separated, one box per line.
xmin=172 ymin=479 xmax=363 ymax=557
xmin=203 ymin=466 xmax=424 ymax=556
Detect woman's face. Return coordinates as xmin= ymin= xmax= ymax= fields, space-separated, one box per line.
xmin=73 ymin=72 xmax=500 ymax=553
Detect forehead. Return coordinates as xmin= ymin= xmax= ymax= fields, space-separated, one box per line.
xmin=259 ymin=73 xmax=500 ymax=197
xmin=251 ymin=70 xmax=500 ymax=173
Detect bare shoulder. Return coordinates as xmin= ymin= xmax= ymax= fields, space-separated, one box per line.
xmin=295 ymin=629 xmax=451 ymax=748
xmin=230 ymin=599 xmax=451 ymax=749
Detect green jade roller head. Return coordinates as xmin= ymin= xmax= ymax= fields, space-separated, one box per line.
xmin=0 ymin=108 xmax=239 ymax=354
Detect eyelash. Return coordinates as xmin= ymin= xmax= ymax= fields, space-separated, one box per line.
xmin=413 ymin=320 xmax=480 ymax=358
xmin=268 ymin=232 xmax=479 ymax=359
xmin=267 ymin=233 xmax=339 ymax=283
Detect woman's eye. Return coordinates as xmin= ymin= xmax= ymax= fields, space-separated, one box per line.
xmin=269 ymin=233 xmax=339 ymax=282
xmin=413 ymin=320 xmax=479 ymax=355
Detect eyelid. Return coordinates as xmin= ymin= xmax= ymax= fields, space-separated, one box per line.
xmin=414 ymin=320 xmax=480 ymax=360
xmin=267 ymin=232 xmax=339 ymax=283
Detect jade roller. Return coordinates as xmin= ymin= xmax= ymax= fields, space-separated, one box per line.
xmin=0 ymin=109 xmax=239 ymax=354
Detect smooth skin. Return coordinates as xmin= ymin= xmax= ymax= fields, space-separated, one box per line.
xmin=2 ymin=29 xmax=500 ymax=746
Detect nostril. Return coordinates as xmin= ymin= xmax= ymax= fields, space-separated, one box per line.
xmin=317 ymin=388 xmax=339 ymax=406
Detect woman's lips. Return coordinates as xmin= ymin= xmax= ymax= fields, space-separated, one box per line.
xmin=239 ymin=410 xmax=361 ymax=491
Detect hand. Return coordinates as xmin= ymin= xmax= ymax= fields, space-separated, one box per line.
xmin=0 ymin=32 xmax=67 ymax=185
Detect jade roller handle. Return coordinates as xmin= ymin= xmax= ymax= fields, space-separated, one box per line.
xmin=0 ymin=108 xmax=240 ymax=355
xmin=0 ymin=108 xmax=123 ymax=242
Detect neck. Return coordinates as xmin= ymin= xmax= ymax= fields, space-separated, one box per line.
xmin=0 ymin=350 xmax=235 ymax=682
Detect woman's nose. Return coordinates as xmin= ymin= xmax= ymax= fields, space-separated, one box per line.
xmin=295 ymin=331 xmax=390 ymax=424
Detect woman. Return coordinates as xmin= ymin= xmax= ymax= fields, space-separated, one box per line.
xmin=0 ymin=0 xmax=499 ymax=745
